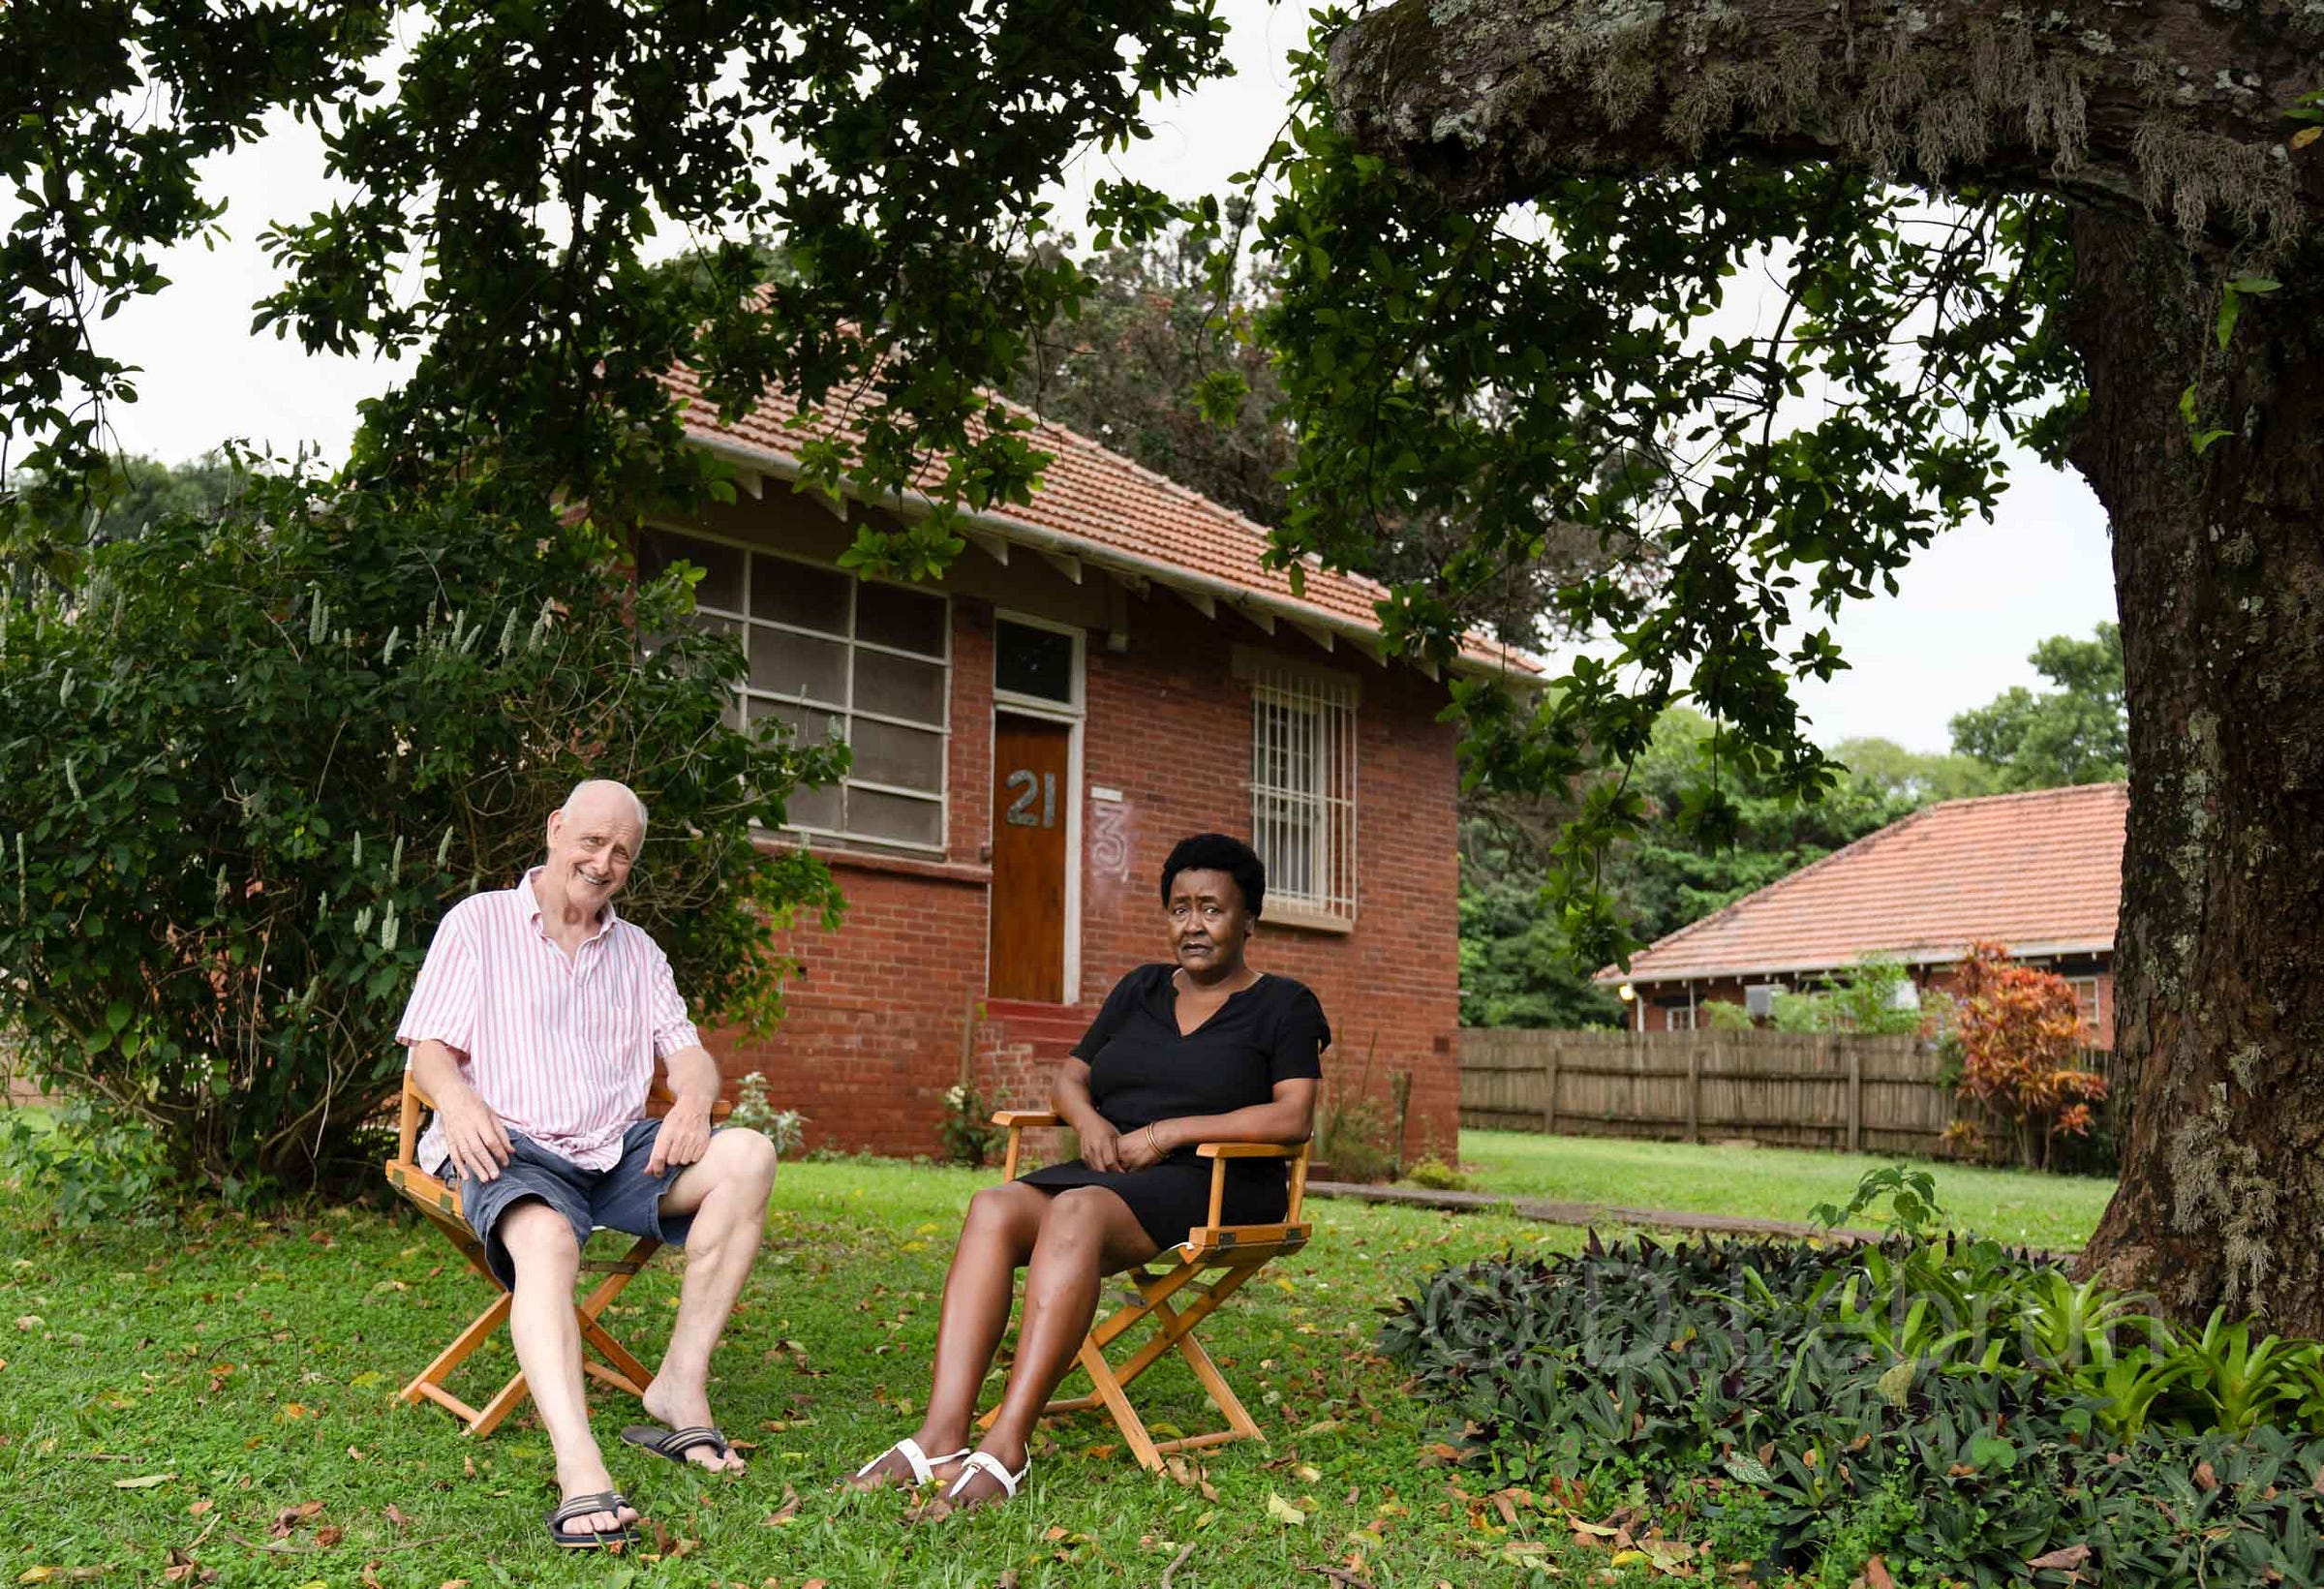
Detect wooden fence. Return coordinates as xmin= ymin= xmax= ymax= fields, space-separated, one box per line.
xmin=1460 ymin=1027 xmax=2120 ymax=1158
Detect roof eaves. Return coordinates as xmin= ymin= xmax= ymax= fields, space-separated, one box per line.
xmin=687 ymin=429 xmax=1544 ymax=684
xmin=1593 ymin=937 xmax=2118 ymax=986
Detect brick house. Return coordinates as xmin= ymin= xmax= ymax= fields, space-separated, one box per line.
xmin=1596 ymin=783 xmax=2126 ymax=1046
xmin=651 ymin=374 xmax=1532 ymax=1157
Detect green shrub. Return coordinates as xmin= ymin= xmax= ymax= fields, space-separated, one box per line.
xmin=0 ymin=467 xmax=846 ymax=1197
xmin=939 ymin=1083 xmax=1005 ymax=1168
xmin=1402 ymin=1155 xmax=1477 ymax=1192
xmin=1379 ymin=1216 xmax=2324 ymax=1587
xmin=1314 ymin=1089 xmax=1398 ymax=1182
xmin=0 ymin=1098 xmax=175 ymax=1225
xmin=726 ymin=1072 xmax=808 ymax=1158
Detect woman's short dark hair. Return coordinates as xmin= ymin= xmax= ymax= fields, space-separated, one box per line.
xmin=1159 ymin=833 xmax=1267 ymax=917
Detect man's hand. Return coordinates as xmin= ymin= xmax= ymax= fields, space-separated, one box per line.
xmin=647 ymin=1098 xmax=715 ymax=1176
xmin=1079 ymin=1120 xmax=1125 ymax=1173
xmin=440 ymin=1089 xmax=513 ymax=1183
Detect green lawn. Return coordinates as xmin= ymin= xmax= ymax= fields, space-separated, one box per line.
xmin=1457 ymin=1129 xmax=2117 ymax=1251
xmin=3 ymin=1158 xmax=1651 ymax=1589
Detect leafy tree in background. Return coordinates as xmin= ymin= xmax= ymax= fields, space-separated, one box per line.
xmin=0 ymin=473 xmax=844 ymax=1194
xmin=1827 ymin=737 xmax=1996 ymax=807
xmin=1950 ymin=623 xmax=2128 ymax=790
xmin=1460 ymin=709 xmax=1918 ymax=1026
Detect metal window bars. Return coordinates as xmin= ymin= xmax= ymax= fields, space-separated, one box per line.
xmin=1248 ymin=666 xmax=1357 ymax=921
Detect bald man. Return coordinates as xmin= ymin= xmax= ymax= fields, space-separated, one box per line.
xmin=399 ymin=780 xmax=778 ymax=1547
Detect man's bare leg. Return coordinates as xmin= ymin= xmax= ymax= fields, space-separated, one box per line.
xmin=500 ymin=1202 xmax=636 ymax=1535
xmin=641 ymin=1127 xmax=780 ymax=1472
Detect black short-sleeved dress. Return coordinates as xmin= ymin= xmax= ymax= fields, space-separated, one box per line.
xmin=1018 ymin=963 xmax=1329 ymax=1247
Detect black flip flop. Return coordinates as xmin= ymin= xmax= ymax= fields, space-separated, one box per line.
xmin=546 ymin=1489 xmax=639 ymax=1550
xmin=619 ymin=1422 xmax=734 ymax=1468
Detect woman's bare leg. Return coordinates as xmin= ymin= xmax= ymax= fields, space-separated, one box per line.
xmin=951 ymin=1186 xmax=1158 ymax=1507
xmin=848 ymin=1180 xmax=1052 ymax=1489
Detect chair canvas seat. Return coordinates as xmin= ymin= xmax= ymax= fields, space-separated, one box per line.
xmin=978 ymin=1112 xmax=1315 ymax=1472
xmin=382 ymin=1069 xmax=723 ymax=1438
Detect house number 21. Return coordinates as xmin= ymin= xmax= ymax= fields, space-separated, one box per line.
xmin=1004 ymin=769 xmax=1057 ymax=828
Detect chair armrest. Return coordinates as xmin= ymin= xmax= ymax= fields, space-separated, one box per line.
xmin=994 ymin=1111 xmax=1062 ymax=1181
xmin=1194 ymin=1140 xmax=1314 ymax=1229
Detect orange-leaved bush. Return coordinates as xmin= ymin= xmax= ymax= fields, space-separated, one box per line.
xmin=1952 ymin=940 xmax=2107 ymax=1171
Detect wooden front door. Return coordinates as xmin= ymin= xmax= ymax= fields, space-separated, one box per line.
xmin=990 ymin=714 xmax=1071 ymax=1001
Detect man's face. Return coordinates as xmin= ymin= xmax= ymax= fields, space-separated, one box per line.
xmin=543 ymin=791 xmax=642 ymax=916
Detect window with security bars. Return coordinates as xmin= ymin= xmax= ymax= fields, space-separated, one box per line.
xmin=638 ymin=527 xmax=949 ymax=852
xmin=1248 ymin=666 xmax=1357 ymax=921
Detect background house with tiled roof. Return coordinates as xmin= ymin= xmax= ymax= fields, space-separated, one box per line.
xmin=647 ymin=380 xmax=1531 ymax=1157
xmin=1595 ymin=784 xmax=2127 ymax=1047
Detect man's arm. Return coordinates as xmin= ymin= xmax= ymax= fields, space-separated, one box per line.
xmin=646 ymin=1042 xmax=720 ymax=1174
xmin=410 ymin=1038 xmax=512 ymax=1182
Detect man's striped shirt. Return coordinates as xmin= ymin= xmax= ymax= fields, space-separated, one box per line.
xmin=397 ymin=869 xmax=702 ymax=1174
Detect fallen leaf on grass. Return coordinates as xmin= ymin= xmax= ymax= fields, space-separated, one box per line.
xmin=1267 ymin=1491 xmax=1310 ymax=1527
xmin=115 ymin=1473 xmax=176 ymax=1489
xmin=761 ymin=1484 xmax=801 ymax=1526
xmin=2028 ymin=1543 xmax=2093 ymax=1571
xmin=2194 ymin=1460 xmax=2218 ymax=1490
xmin=383 ymin=1505 xmax=414 ymax=1530
xmin=1861 ymin=1555 xmax=1896 ymax=1589
xmin=270 ymin=1500 xmax=326 ymax=1538
xmin=186 ymin=1502 xmax=212 ymax=1518
xmin=314 ymin=1527 xmax=343 ymax=1549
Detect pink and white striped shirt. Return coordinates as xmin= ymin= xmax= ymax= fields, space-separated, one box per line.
xmin=398 ymin=869 xmax=703 ymax=1174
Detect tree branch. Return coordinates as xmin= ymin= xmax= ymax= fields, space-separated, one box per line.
xmin=1326 ymin=0 xmax=2319 ymax=242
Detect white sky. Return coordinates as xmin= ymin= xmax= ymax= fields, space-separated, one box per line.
xmin=88 ymin=0 xmax=2115 ymax=757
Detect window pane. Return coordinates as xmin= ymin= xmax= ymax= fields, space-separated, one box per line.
xmin=640 ymin=528 xmax=745 ymax=614
xmin=749 ymin=698 xmax=842 ymax=746
xmin=783 ymin=780 xmax=843 ymax=833
xmin=848 ymin=717 xmax=943 ymax=791
xmin=751 ymin=555 xmax=850 ymax=635
xmin=994 ymin=620 xmax=1075 ymax=702
xmin=749 ymin=626 xmax=848 ymax=704
xmin=847 ymin=787 xmax=943 ymax=847
xmin=855 ymin=580 xmax=947 ymax=657
xmin=854 ymin=650 xmax=947 ymax=726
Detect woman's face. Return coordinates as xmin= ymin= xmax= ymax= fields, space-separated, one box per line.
xmin=1165 ymin=868 xmax=1254 ymax=975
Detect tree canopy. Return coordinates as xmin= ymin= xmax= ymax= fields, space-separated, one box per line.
xmin=1950 ymin=622 xmax=2128 ymax=789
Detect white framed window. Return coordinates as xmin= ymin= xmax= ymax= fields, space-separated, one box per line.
xmin=1660 ymin=1000 xmax=1697 ymax=1032
xmin=2067 ymin=975 xmax=2103 ymax=1033
xmin=639 ymin=526 xmax=949 ymax=853
xmin=1247 ymin=662 xmax=1357 ymax=923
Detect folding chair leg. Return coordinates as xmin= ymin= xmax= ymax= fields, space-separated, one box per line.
xmin=469 ymin=1368 xmax=532 ymax=1439
xmin=1167 ymin=1322 xmax=1265 ymax=1443
xmin=578 ymin=1311 xmax=654 ymax=1396
xmin=1075 ymin=1337 xmax=1166 ymax=1472
xmin=400 ymin=1293 xmax=511 ymax=1425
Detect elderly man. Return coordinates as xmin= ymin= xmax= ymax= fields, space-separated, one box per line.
xmin=399 ymin=779 xmax=778 ymax=1549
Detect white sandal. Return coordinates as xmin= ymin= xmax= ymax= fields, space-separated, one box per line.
xmin=944 ymin=1449 xmax=1029 ymax=1504
xmin=852 ymin=1436 xmax=969 ymax=1487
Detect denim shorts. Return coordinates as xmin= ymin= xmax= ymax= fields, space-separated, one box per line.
xmin=456 ymin=1118 xmax=700 ymax=1290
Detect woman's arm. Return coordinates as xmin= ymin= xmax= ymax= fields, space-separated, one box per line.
xmin=1049 ymin=1056 xmax=1126 ymax=1172
xmin=1116 ymin=1078 xmax=1318 ymax=1170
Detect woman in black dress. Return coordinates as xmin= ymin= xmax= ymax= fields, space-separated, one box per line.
xmin=848 ymin=833 xmax=1327 ymax=1510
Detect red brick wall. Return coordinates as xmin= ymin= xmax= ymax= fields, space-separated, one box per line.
xmin=707 ymin=582 xmax=1465 ymax=1162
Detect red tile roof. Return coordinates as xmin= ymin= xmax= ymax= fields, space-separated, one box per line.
xmin=1602 ymin=782 xmax=2128 ymax=984
xmin=668 ymin=367 xmax=1538 ymax=677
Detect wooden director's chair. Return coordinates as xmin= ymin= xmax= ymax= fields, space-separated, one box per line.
xmin=979 ymin=1110 xmax=1313 ymax=1472
xmin=382 ymin=1068 xmax=729 ymax=1438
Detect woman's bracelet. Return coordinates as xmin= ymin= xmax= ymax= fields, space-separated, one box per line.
xmin=1146 ymin=1122 xmax=1165 ymax=1158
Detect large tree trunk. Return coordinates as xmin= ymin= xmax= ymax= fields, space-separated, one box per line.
xmin=1327 ymin=0 xmax=2324 ymax=1328
xmin=2065 ymin=208 xmax=2324 ymax=1330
